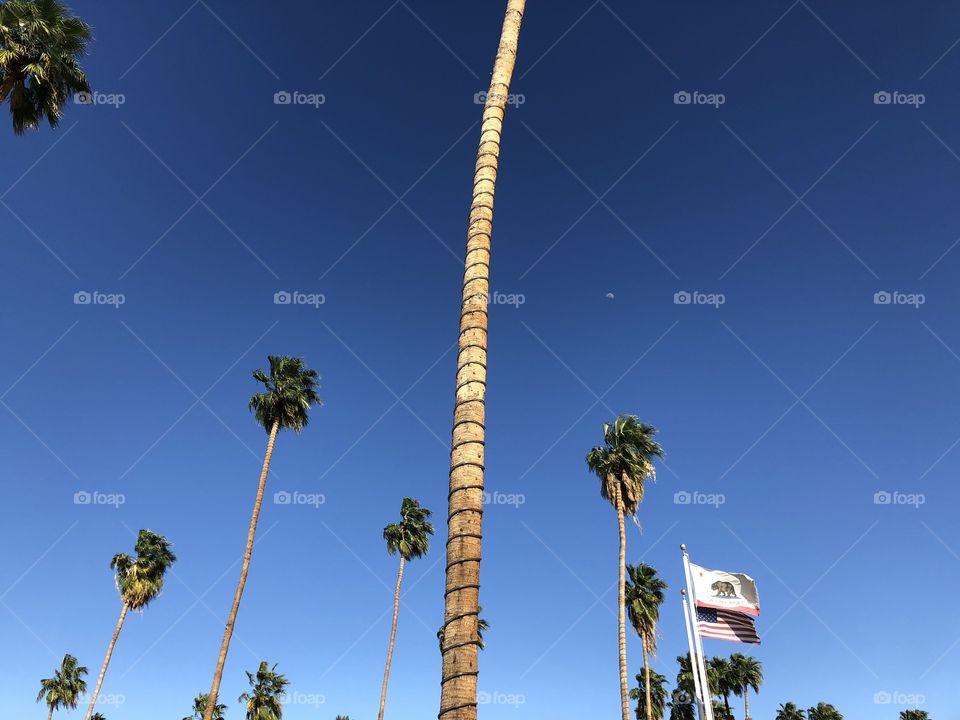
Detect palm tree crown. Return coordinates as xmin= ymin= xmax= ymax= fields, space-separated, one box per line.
xmin=249 ymin=355 xmax=321 ymax=433
xmin=631 ymin=670 xmax=668 ymax=720
xmin=110 ymin=529 xmax=176 ymax=610
xmin=383 ymin=497 xmax=434 ymax=561
xmin=185 ymin=693 xmax=227 ymax=720
xmin=586 ymin=416 xmax=663 ymax=517
xmin=776 ymin=703 xmax=806 ymax=720
xmin=0 ymin=0 xmax=91 ymax=134
xmin=729 ymin=653 xmax=762 ymax=716
xmin=625 ymin=563 xmax=667 ymax=650
xmin=709 ymin=656 xmax=734 ymax=718
xmin=807 ymin=703 xmax=843 ymax=720
xmin=239 ymin=661 xmax=289 ymax=720
xmin=37 ymin=654 xmax=88 ymax=715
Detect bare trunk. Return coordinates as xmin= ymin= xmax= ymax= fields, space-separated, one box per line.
xmin=439 ymin=2 xmax=526 ymax=720
xmin=616 ymin=485 xmax=630 ymax=720
xmin=643 ymin=636 xmax=652 ymax=720
xmin=84 ymin=603 xmax=128 ymax=720
xmin=48 ymin=706 xmax=54 ymax=720
xmin=377 ymin=556 xmax=405 ymax=720
xmin=744 ymin=688 xmax=749 ymax=720
xmin=202 ymin=419 xmax=280 ymax=720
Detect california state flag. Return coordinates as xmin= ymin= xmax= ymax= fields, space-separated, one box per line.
xmin=690 ymin=563 xmax=760 ymax=617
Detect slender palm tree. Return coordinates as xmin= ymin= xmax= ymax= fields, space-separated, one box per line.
xmin=776 ymin=703 xmax=806 ymax=720
xmin=899 ymin=711 xmax=929 ymax=720
xmin=37 ymin=654 xmax=88 ymax=720
xmin=0 ymin=0 xmax=91 ymax=134
xmin=184 ymin=693 xmax=227 ymax=720
xmin=203 ymin=356 xmax=320 ymax=720
xmin=439 ymin=3 xmax=526 ymax=720
xmin=630 ymin=669 xmax=668 ymax=720
xmin=708 ymin=657 xmax=735 ymax=720
xmin=238 ymin=661 xmax=289 ymax=720
xmin=378 ymin=497 xmax=434 ymax=720
xmin=438 ymin=609 xmax=488 ymax=653
xmin=625 ymin=563 xmax=667 ymax=720
xmin=729 ymin=654 xmax=762 ymax=720
xmin=669 ymin=656 xmax=696 ymax=720
xmin=84 ymin=530 xmax=176 ymax=720
xmin=807 ymin=703 xmax=843 ymax=720
xmin=587 ymin=416 xmax=663 ymax=720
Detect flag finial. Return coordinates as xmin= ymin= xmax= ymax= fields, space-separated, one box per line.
xmin=680 ymin=543 xmax=687 ymax=552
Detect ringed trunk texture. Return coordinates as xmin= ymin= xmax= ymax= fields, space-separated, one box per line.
xmin=438 ymin=2 xmax=526 ymax=720
xmin=84 ymin=602 xmax=128 ymax=720
xmin=616 ymin=485 xmax=630 ymax=720
xmin=377 ymin=557 xmax=405 ymax=720
xmin=643 ymin=637 xmax=652 ymax=720
xmin=202 ymin=418 xmax=280 ymax=720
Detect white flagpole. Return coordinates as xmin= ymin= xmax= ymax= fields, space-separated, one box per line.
xmin=680 ymin=588 xmax=705 ymax=720
xmin=682 ymin=545 xmax=715 ymax=720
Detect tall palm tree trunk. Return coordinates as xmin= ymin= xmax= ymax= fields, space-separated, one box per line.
xmin=642 ymin=636 xmax=652 ymax=720
xmin=47 ymin=706 xmax=54 ymax=720
xmin=202 ymin=418 xmax=280 ymax=720
xmin=723 ymin=694 xmax=731 ymax=720
xmin=439 ymin=2 xmax=525 ymax=720
xmin=615 ymin=485 xmax=630 ymax=720
xmin=84 ymin=602 xmax=128 ymax=720
xmin=744 ymin=689 xmax=749 ymax=720
xmin=377 ymin=556 xmax=405 ymax=720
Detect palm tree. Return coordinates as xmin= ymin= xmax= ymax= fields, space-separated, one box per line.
xmin=238 ymin=661 xmax=289 ymax=720
xmin=776 ymin=703 xmax=806 ymax=720
xmin=90 ymin=714 xmax=106 ymax=720
xmin=729 ymin=654 xmax=762 ymax=720
xmin=0 ymin=0 xmax=91 ymax=134
xmin=84 ymin=530 xmax=176 ymax=720
xmin=37 ymin=654 xmax=88 ymax=720
xmin=900 ymin=711 xmax=929 ymax=720
xmin=708 ymin=657 xmax=735 ymax=720
xmin=668 ymin=656 xmax=696 ymax=720
xmin=807 ymin=703 xmax=842 ymax=720
xmin=185 ymin=693 xmax=227 ymax=720
xmin=438 ymin=609 xmax=488 ymax=653
xmin=378 ymin=497 xmax=434 ymax=720
xmin=586 ymin=416 xmax=663 ymax=720
xmin=631 ymin=669 xmax=668 ymax=720
xmin=625 ymin=563 xmax=667 ymax=720
xmin=203 ymin=356 xmax=320 ymax=720
xmin=438 ymin=3 xmax=526 ymax=720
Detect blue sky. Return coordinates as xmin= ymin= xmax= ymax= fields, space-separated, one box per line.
xmin=2 ymin=1 xmax=958 ymax=718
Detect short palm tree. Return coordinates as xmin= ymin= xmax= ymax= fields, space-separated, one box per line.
xmin=900 ymin=711 xmax=929 ymax=720
xmin=378 ymin=497 xmax=434 ymax=720
xmin=807 ymin=703 xmax=843 ymax=720
xmin=669 ymin=656 xmax=696 ymax=720
xmin=37 ymin=654 xmax=88 ymax=720
xmin=631 ymin=669 xmax=668 ymax=720
xmin=238 ymin=661 xmax=289 ymax=720
xmin=776 ymin=703 xmax=806 ymax=720
xmin=438 ymin=609 xmax=488 ymax=652
xmin=709 ymin=657 xmax=735 ymax=720
xmin=625 ymin=563 xmax=667 ymax=720
xmin=184 ymin=693 xmax=227 ymax=720
xmin=84 ymin=529 xmax=176 ymax=720
xmin=586 ymin=416 xmax=663 ymax=720
xmin=203 ymin=356 xmax=320 ymax=720
xmin=90 ymin=714 xmax=106 ymax=720
xmin=0 ymin=0 xmax=91 ymax=134
xmin=729 ymin=654 xmax=762 ymax=720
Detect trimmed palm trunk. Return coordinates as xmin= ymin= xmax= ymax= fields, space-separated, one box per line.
xmin=377 ymin=557 xmax=405 ymax=720
xmin=642 ymin=636 xmax=653 ymax=720
xmin=439 ymin=3 xmax=525 ymax=720
xmin=744 ymin=689 xmax=750 ymax=720
xmin=615 ymin=482 xmax=630 ymax=720
xmin=203 ymin=418 xmax=280 ymax=720
xmin=84 ymin=603 xmax=128 ymax=720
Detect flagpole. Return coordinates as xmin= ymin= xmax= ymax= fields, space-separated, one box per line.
xmin=682 ymin=545 xmax=715 ymax=720
xmin=680 ymin=588 xmax=706 ymax=720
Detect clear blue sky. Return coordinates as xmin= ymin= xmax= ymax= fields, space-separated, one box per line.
xmin=2 ymin=1 xmax=958 ymax=719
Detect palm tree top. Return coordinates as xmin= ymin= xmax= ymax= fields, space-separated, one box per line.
xmin=625 ymin=562 xmax=667 ymax=651
xmin=36 ymin=653 xmax=88 ymax=710
xmin=249 ymin=355 xmax=321 ymax=433
xmin=383 ymin=497 xmax=434 ymax=561
xmin=110 ymin=528 xmax=176 ymax=610
xmin=729 ymin=652 xmax=763 ymax=695
xmin=586 ymin=415 xmax=663 ymax=516
xmin=239 ymin=661 xmax=289 ymax=719
xmin=776 ymin=702 xmax=806 ymax=720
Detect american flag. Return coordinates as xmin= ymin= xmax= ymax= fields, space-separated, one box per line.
xmin=697 ymin=607 xmax=761 ymax=644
